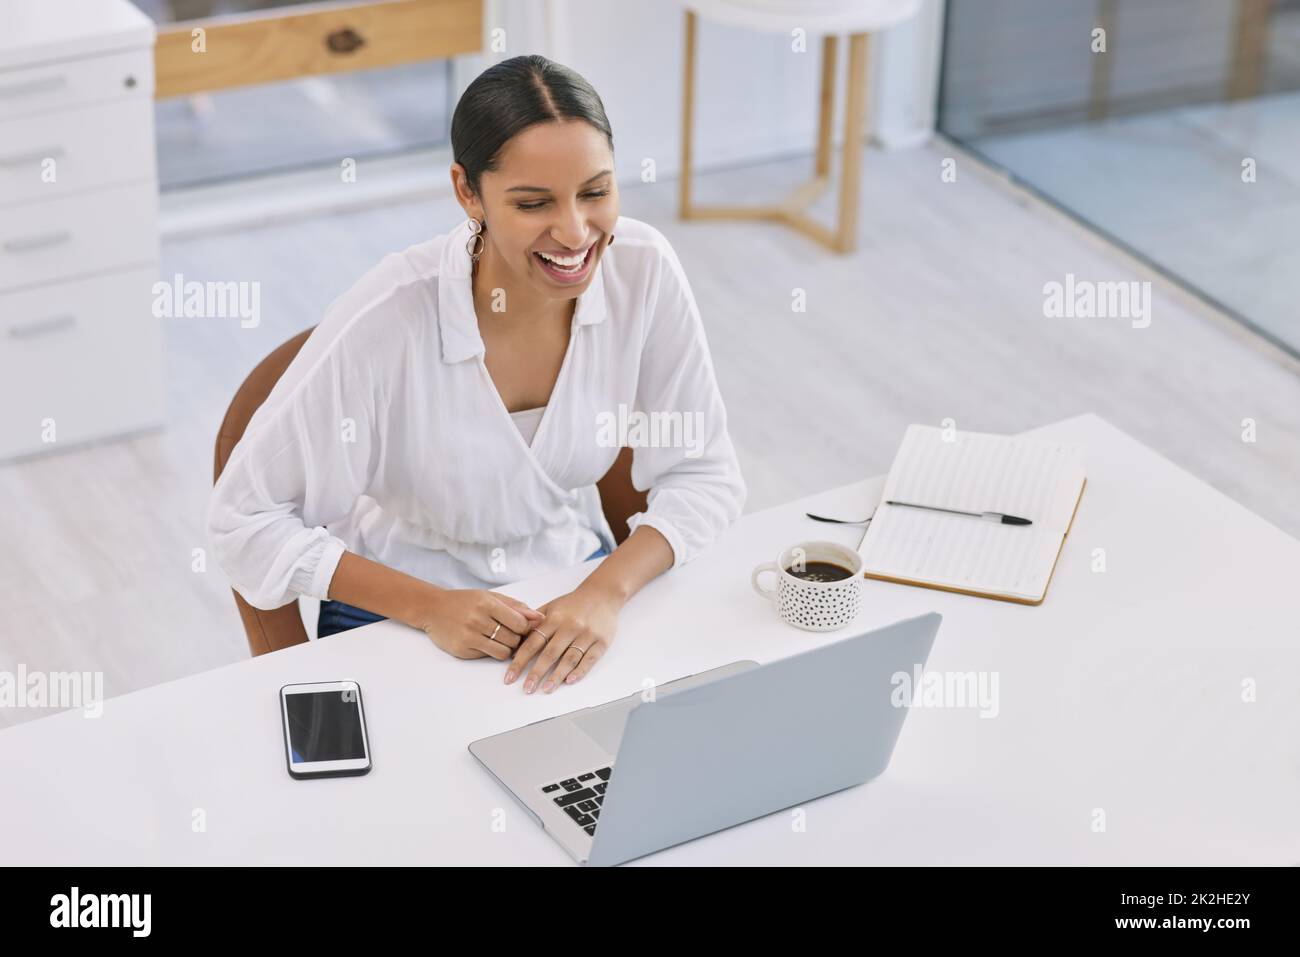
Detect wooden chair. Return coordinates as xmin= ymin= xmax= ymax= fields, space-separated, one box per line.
xmin=213 ymin=326 xmax=648 ymax=657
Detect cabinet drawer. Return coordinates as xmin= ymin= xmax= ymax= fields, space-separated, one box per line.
xmin=0 ymin=96 xmax=156 ymax=205
xmin=0 ymin=181 xmax=158 ymax=293
xmin=0 ymin=48 xmax=154 ymax=123
xmin=0 ymin=266 xmax=164 ymax=460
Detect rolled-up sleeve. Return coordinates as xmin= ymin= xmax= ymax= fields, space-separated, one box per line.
xmin=207 ymin=341 xmax=382 ymax=610
xmin=623 ymin=238 xmax=746 ymax=567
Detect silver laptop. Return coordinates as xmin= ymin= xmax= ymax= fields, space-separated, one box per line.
xmin=469 ymin=612 xmax=941 ymax=866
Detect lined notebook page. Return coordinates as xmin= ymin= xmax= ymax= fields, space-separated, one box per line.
xmin=858 ymin=425 xmax=1086 ymax=602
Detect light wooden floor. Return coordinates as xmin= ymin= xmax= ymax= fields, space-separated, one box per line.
xmin=2 ymin=141 xmax=1298 ymax=729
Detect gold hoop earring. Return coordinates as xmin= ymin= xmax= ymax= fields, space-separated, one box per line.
xmin=466 ymin=217 xmax=485 ymax=262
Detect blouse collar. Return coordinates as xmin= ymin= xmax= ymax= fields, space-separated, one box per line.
xmin=437 ymin=217 xmax=609 ymax=363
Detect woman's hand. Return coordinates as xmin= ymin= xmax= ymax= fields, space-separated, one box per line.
xmin=418 ymin=588 xmax=545 ymax=660
xmin=505 ymin=582 xmax=625 ymax=693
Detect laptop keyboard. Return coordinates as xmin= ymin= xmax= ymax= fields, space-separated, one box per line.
xmin=540 ymin=766 xmax=612 ymax=837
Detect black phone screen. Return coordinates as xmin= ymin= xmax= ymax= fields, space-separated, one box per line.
xmin=284 ymin=688 xmax=366 ymax=763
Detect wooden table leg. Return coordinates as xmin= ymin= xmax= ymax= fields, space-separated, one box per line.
xmin=835 ymin=32 xmax=869 ymax=253
xmin=679 ymin=9 xmax=698 ymax=220
xmin=1088 ymin=0 xmax=1118 ymax=121
xmin=816 ymin=34 xmax=838 ymax=178
xmin=1229 ymin=0 xmax=1272 ymax=100
xmin=678 ymin=18 xmax=867 ymax=255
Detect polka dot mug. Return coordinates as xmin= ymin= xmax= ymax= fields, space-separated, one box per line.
xmin=751 ymin=541 xmax=865 ymax=632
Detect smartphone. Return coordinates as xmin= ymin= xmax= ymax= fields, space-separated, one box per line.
xmin=279 ymin=680 xmax=372 ymax=779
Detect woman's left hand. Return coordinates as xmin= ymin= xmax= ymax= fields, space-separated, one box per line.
xmin=504 ymin=583 xmax=623 ymax=693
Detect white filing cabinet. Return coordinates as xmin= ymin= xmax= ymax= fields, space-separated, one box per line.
xmin=0 ymin=0 xmax=164 ymax=460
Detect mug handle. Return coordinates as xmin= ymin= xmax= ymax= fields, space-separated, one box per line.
xmin=751 ymin=562 xmax=780 ymax=601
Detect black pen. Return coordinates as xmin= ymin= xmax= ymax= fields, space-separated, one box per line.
xmin=885 ymin=500 xmax=1033 ymax=526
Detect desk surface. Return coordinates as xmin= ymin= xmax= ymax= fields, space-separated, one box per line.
xmin=3 ymin=413 xmax=1298 ymax=865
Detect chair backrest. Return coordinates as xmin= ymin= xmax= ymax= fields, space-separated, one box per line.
xmin=213 ymin=327 xmax=649 ymax=657
xmin=213 ymin=328 xmax=315 ymax=656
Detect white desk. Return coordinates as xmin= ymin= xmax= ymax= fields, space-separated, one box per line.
xmin=3 ymin=414 xmax=1297 ymax=865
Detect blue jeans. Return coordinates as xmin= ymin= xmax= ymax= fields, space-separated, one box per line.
xmin=317 ymin=542 xmax=611 ymax=639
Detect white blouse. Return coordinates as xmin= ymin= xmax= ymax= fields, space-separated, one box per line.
xmin=207 ymin=215 xmax=747 ymax=610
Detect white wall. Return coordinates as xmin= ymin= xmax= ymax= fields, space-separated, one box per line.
xmin=872 ymin=0 xmax=946 ymax=148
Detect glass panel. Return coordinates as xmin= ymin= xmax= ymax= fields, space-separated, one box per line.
xmin=939 ymin=0 xmax=1300 ymax=356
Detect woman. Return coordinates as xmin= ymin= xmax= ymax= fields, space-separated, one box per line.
xmin=208 ymin=55 xmax=745 ymax=694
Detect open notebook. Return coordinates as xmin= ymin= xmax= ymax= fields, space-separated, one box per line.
xmin=857 ymin=425 xmax=1087 ymax=605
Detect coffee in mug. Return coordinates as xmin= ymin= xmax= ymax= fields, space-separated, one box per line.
xmin=752 ymin=540 xmax=864 ymax=631
xmin=785 ymin=560 xmax=855 ymax=583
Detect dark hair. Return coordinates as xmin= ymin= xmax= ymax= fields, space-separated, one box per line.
xmin=451 ymin=55 xmax=614 ymax=197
